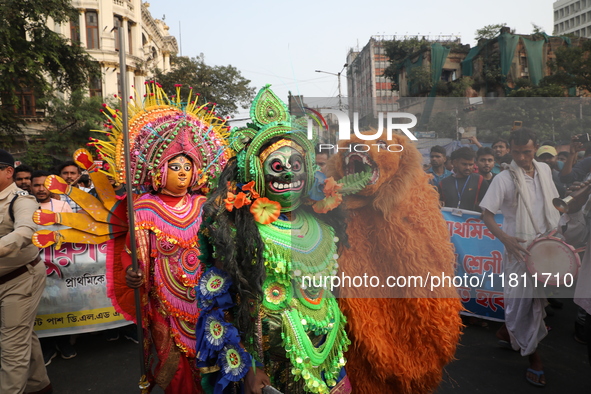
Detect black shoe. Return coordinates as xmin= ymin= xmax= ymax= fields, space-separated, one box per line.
xmin=43 ymin=347 xmax=57 ymax=366
xmin=56 ymin=341 xmax=77 ymax=359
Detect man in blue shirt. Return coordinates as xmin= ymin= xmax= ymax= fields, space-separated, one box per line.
xmin=426 ymin=145 xmax=452 ymax=185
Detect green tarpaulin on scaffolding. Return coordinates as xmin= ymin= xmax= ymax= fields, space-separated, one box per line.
xmin=461 ymin=46 xmax=483 ymax=77
xmin=420 ymin=43 xmax=451 ymax=126
xmin=498 ymin=32 xmax=520 ymax=77
xmin=404 ymin=53 xmax=423 ymax=96
xmin=521 ymin=37 xmax=544 ymax=86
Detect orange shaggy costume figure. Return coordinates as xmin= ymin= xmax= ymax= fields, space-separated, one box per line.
xmin=325 ymin=134 xmax=463 ymax=394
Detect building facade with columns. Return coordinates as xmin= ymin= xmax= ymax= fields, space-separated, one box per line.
xmin=51 ymin=0 xmax=177 ymax=99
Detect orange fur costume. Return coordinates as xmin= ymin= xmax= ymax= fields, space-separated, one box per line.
xmin=325 ymin=134 xmax=463 ymax=394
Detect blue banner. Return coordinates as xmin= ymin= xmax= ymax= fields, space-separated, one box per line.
xmin=442 ymin=208 xmax=506 ymax=322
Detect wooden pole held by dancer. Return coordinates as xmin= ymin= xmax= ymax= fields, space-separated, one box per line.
xmin=119 ymin=28 xmax=149 ymax=393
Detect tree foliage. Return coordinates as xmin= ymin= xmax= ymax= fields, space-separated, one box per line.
xmin=153 ymin=55 xmax=256 ymax=118
xmin=383 ymin=38 xmax=431 ymax=91
xmin=436 ymin=77 xmax=475 ymax=97
xmin=0 ymin=0 xmax=99 ymax=137
xmin=22 ymin=90 xmax=105 ymax=168
xmin=464 ymin=97 xmax=589 ymax=143
xmin=545 ymin=39 xmax=591 ymax=93
xmin=474 ymin=24 xmax=509 ymax=41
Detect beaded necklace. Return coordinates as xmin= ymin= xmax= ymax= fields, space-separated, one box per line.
xmin=256 ymin=210 xmax=349 ymax=393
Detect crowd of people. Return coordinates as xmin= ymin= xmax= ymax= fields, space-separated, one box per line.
xmin=424 ymin=129 xmax=591 ymax=387
xmin=2 ymin=117 xmax=591 ymax=393
xmin=0 ymin=154 xmax=139 ymax=394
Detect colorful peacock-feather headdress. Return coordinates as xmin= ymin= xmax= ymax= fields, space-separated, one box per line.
xmin=90 ymin=82 xmax=232 ymax=192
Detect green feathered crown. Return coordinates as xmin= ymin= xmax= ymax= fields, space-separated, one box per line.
xmin=229 ymin=85 xmax=315 ymax=198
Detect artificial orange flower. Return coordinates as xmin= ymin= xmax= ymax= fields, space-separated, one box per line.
xmin=323 ymin=177 xmax=342 ymax=197
xmin=250 ymin=197 xmax=281 ymax=224
xmin=312 ymin=193 xmax=343 ymax=214
xmin=242 ymin=181 xmax=256 ymax=192
xmin=224 ymin=191 xmax=236 ymax=212
xmin=234 ymin=192 xmax=252 ymax=209
xmin=250 ymin=189 xmax=260 ymax=199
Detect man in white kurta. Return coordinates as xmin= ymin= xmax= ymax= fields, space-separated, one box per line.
xmin=480 ymin=129 xmax=559 ymax=387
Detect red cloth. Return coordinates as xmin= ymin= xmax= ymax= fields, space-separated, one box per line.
xmin=158 ymin=193 xmax=185 ymax=206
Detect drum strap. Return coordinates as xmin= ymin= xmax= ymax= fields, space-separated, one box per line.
xmin=507 ymin=166 xmax=542 ymax=236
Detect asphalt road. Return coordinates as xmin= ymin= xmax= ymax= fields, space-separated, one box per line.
xmin=46 ymin=298 xmax=590 ymax=393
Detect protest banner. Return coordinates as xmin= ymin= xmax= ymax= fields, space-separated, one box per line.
xmin=442 ymin=208 xmax=505 ymax=322
xmin=35 ymin=242 xmax=131 ymax=338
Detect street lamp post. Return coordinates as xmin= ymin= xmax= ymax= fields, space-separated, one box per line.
xmin=315 ymin=64 xmax=348 ymax=111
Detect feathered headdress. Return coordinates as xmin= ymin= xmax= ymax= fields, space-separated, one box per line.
xmin=90 ymin=82 xmax=232 ymax=192
xmin=229 ymin=85 xmax=315 ymax=199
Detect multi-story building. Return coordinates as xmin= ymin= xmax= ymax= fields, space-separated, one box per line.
xmin=553 ymin=0 xmax=591 ymax=37
xmin=11 ymin=1 xmax=177 ymax=154
xmin=346 ymin=37 xmax=400 ymax=129
xmin=62 ymin=0 xmax=178 ymax=98
xmin=18 ymin=1 xmax=176 ymax=124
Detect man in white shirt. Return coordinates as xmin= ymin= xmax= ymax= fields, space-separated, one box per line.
xmin=480 ymin=128 xmax=559 ymax=387
xmin=56 ymin=161 xmax=82 ymax=213
xmin=31 ymin=171 xmax=72 ymax=214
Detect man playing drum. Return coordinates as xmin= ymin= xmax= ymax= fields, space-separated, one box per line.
xmin=480 ymin=128 xmax=560 ymax=388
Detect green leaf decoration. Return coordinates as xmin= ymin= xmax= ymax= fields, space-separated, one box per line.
xmin=250 ymin=84 xmax=289 ymax=128
xmin=337 ymin=169 xmax=373 ymax=196
xmin=229 ymin=127 xmax=257 ymax=152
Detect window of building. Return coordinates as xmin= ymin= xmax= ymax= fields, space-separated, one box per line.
xmin=4 ymin=87 xmax=38 ymax=117
xmin=519 ymin=55 xmax=528 ymax=74
xmin=561 ymin=8 xmax=564 ymax=18
xmin=555 ymin=11 xmax=559 ymax=20
xmin=86 ymin=11 xmax=99 ymax=49
xmin=128 ymin=23 xmax=133 ymax=54
xmin=114 ymin=16 xmax=122 ymax=51
xmin=440 ymin=69 xmax=457 ymax=82
xmin=70 ymin=14 xmax=80 ymax=43
xmin=89 ymin=75 xmax=102 ymax=98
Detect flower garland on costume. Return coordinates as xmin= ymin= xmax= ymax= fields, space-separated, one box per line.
xmin=255 ymin=210 xmax=349 ymax=393
xmin=195 ymin=267 xmax=260 ymax=394
xmin=224 ymin=180 xmax=282 ymax=225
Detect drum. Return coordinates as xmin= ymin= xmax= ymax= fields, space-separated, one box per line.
xmin=525 ymin=230 xmax=582 ymax=286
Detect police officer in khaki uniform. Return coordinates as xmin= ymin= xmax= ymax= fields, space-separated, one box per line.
xmin=0 ymin=150 xmax=52 ymax=394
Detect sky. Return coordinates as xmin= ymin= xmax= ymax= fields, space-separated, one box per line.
xmin=147 ymin=0 xmax=557 ymax=119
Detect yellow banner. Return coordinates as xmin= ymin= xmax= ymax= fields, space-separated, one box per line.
xmin=34 ymin=307 xmax=125 ymax=331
